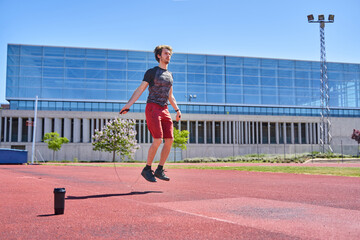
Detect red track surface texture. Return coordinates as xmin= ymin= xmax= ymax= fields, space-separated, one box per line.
xmin=1 ymin=164 xmax=360 ymax=240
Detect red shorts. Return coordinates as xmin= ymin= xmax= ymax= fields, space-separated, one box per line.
xmin=145 ymin=103 xmax=173 ymax=139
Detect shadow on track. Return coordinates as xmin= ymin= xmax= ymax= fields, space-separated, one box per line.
xmin=37 ymin=214 xmax=58 ymax=217
xmin=37 ymin=191 xmax=162 ymax=217
xmin=66 ymin=191 xmax=163 ymax=200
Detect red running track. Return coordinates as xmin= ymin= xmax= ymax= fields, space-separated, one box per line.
xmin=1 ymin=164 xmax=360 ymax=240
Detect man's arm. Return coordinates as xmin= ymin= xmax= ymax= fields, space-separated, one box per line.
xmin=120 ymin=81 xmax=149 ymax=114
xmin=168 ymin=86 xmax=181 ymax=121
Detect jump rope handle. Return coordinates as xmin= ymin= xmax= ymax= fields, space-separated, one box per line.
xmin=120 ymin=108 xmax=180 ymax=118
xmin=119 ymin=109 xmax=130 ymax=114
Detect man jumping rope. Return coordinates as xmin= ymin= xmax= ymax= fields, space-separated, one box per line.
xmin=120 ymin=45 xmax=181 ymax=182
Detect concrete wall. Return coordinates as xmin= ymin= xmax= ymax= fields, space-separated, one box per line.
xmin=1 ymin=141 xmax=358 ymax=163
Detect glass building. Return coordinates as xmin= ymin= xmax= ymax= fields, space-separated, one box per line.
xmin=6 ymin=44 xmax=360 ymax=117
xmin=2 ymin=44 xmax=360 ymax=161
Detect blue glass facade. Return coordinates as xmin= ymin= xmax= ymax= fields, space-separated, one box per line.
xmin=6 ymin=44 xmax=360 ymax=117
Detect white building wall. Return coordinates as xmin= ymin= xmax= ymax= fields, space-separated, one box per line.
xmin=73 ymin=118 xmax=81 ymax=143
xmin=54 ymin=118 xmax=62 ymax=136
xmin=82 ymin=118 xmax=90 ymax=143
xmin=35 ymin=117 xmax=42 ymax=142
xmin=1 ymin=110 xmax=359 ymax=162
xmin=64 ymin=118 xmax=71 ymax=140
xmin=44 ymin=118 xmax=52 ymax=135
xmin=17 ymin=117 xmax=22 ymax=142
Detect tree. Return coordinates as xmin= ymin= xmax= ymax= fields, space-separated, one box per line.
xmin=172 ymin=128 xmax=189 ymax=162
xmin=92 ymin=118 xmax=139 ymax=162
xmin=43 ymin=132 xmax=69 ymax=161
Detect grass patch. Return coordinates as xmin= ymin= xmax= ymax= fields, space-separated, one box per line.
xmin=43 ymin=162 xmax=144 ymax=168
xmin=168 ymin=165 xmax=360 ymax=177
xmin=43 ymin=162 xmax=360 ymax=177
xmin=182 ymin=152 xmax=360 ymax=164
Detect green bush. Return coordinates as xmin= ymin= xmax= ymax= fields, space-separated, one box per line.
xmin=182 ymin=153 xmax=310 ymax=164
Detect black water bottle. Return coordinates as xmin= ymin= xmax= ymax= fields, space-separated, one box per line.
xmin=53 ymin=188 xmax=66 ymax=215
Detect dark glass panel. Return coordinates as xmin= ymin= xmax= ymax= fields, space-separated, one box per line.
xmin=108 ymin=50 xmax=127 ymax=60
xmin=65 ymin=48 xmax=86 ymax=58
xmin=21 ymin=45 xmax=43 ymax=56
xmin=8 ymin=45 xmax=20 ymax=55
xmin=187 ymin=54 xmax=205 ymax=64
xmin=44 ymin=47 xmax=64 ymax=57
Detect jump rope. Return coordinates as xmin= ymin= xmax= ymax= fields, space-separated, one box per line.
xmin=113 ymin=160 xmax=141 ymax=192
xmin=112 ymin=109 xmax=142 ymax=192
xmin=114 ymin=107 xmax=181 ymax=190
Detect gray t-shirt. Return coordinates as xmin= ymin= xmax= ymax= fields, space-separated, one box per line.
xmin=143 ymin=66 xmax=173 ymax=106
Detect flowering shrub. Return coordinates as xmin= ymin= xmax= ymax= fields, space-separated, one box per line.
xmin=92 ymin=118 xmax=139 ymax=162
xmin=351 ymin=129 xmax=360 ymax=144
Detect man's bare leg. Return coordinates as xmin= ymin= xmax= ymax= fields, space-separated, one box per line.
xmin=146 ymin=138 xmax=162 ymax=166
xmin=159 ymin=138 xmax=174 ymax=166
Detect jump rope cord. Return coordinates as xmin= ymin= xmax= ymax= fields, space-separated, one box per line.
xmin=113 ymin=161 xmax=142 ymax=192
xmin=111 ymin=115 xmax=142 ymax=192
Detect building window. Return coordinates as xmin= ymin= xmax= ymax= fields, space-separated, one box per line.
xmin=215 ymin=122 xmax=221 ymax=144
xmin=206 ymin=121 xmax=213 ymax=144
xmin=198 ymin=121 xmax=204 ymax=144
xmin=11 ymin=118 xmax=18 ymax=142
xmin=70 ymin=119 xmax=74 ymax=142
xmin=135 ymin=120 xmax=140 ymax=143
xmin=173 ymin=121 xmax=179 ymax=130
xmin=80 ymin=119 xmax=83 ymax=143
xmin=189 ymin=121 xmax=196 ymax=143
xmin=249 ymin=122 xmax=254 ymax=144
xmin=294 ymin=123 xmax=299 ymax=144
xmin=279 ymin=123 xmax=284 ymax=144
xmin=21 ymin=118 xmax=28 ymax=142
xmin=181 ymin=121 xmax=187 ymax=131
xmin=262 ymin=122 xmax=268 ymax=144
xmin=61 ymin=119 xmax=65 ymax=137
xmin=51 ymin=118 xmax=55 ymax=133
xmin=301 ymin=123 xmax=306 ymax=144
xmin=286 ymin=123 xmax=291 ymax=143
xmin=270 ymin=122 xmax=276 ymax=144
xmin=41 ymin=118 xmax=45 ymax=142
xmin=222 ymin=122 xmax=226 ymax=144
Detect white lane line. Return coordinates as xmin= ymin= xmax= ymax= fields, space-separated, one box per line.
xmin=171 ymin=209 xmax=238 ymax=224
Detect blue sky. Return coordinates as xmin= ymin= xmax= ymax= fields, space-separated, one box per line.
xmin=1 ymin=0 xmax=359 ymax=104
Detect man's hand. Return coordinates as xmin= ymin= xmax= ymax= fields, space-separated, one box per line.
xmin=176 ymin=110 xmax=181 ymax=121
xmin=119 ymin=107 xmax=130 ymax=114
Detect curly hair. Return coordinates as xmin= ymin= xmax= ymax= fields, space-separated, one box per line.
xmin=154 ymin=45 xmax=173 ymax=62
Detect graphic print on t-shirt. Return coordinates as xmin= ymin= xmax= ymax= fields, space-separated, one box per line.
xmin=144 ymin=67 xmax=173 ymax=106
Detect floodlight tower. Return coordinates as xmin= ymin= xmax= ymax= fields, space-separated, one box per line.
xmin=307 ymin=14 xmax=334 ymax=153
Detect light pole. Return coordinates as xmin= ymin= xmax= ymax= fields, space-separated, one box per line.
xmin=307 ymin=14 xmax=334 ymax=153
xmin=31 ymin=95 xmax=38 ymax=164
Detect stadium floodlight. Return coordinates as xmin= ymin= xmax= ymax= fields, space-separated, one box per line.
xmin=307 ymin=14 xmax=335 ymax=153
xmin=307 ymin=14 xmax=314 ymax=22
